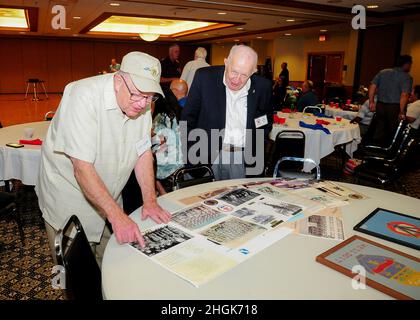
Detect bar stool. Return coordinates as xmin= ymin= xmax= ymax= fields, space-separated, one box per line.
xmin=25 ymin=78 xmax=49 ymax=101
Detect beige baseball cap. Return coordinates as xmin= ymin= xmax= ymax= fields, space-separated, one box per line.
xmin=120 ymin=51 xmax=164 ymax=97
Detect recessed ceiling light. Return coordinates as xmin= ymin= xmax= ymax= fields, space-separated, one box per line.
xmin=204 ymin=33 xmax=209 ymax=36
xmin=320 ymin=29 xmax=328 ymax=32
xmin=367 ymin=5 xmax=379 ymax=9
xmin=284 ymin=33 xmax=292 ymax=36
xmin=234 ymin=39 xmax=240 ymax=42
xmin=109 ymin=3 xmax=120 ymax=6
xmin=286 ymin=19 xmax=295 ymax=22
xmin=257 ymin=36 xmax=262 ymax=39
xmin=19 ymin=31 xmax=26 ymax=34
xmin=217 ymin=12 xmax=227 ymax=15
xmin=236 ymin=27 xmax=244 ymax=30
xmin=73 ymin=16 xmax=81 ymax=19
xmin=72 ymin=34 xmax=79 ymax=37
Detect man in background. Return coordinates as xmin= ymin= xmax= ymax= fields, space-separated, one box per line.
xmin=350 ymin=97 xmax=376 ymax=136
xmin=297 ymin=80 xmax=319 ymax=112
xmin=181 ymin=47 xmax=210 ymax=91
xmin=109 ymin=58 xmax=121 ymax=72
xmin=182 ymin=45 xmax=273 ymax=180
xmin=407 ymin=85 xmax=420 ymax=134
xmin=160 ymin=44 xmax=181 ymax=87
xmin=369 ymin=55 xmax=413 ymax=146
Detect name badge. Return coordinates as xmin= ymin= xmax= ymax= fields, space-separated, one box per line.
xmin=135 ymin=135 xmax=152 ymax=157
xmin=254 ymin=115 xmax=268 ymax=128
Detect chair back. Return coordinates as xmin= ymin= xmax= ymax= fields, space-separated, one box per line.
xmin=45 ymin=111 xmax=56 ymax=121
xmin=54 ymin=215 xmax=102 ymax=300
xmin=273 ymin=157 xmax=321 ymax=180
xmin=172 ymin=165 xmax=215 ymax=190
xmin=303 ymin=106 xmax=322 ymax=114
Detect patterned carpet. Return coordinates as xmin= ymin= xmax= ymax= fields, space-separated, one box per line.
xmin=0 ymin=152 xmax=419 ymax=300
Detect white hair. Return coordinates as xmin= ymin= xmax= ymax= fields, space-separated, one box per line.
xmin=226 ymin=45 xmax=258 ymax=70
xmin=195 ymin=47 xmax=207 ymax=59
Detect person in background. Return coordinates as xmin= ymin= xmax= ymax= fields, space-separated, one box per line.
xmin=369 ymin=55 xmax=413 ymax=146
xmin=160 ymin=44 xmax=181 ymax=87
xmin=36 ymin=52 xmax=171 ymax=265
xmin=406 ymin=85 xmax=420 ymax=133
xmin=279 ymin=62 xmax=289 ymax=88
xmin=170 ymin=79 xmax=188 ymax=108
xmin=350 ymin=97 xmax=376 ymax=136
xmin=109 ymin=58 xmax=121 ymax=72
xmin=297 ymin=80 xmax=319 ymax=112
xmin=182 ymin=45 xmax=273 ymax=180
xmin=181 ymin=47 xmax=210 ymax=91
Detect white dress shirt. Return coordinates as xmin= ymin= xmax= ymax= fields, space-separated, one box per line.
xmin=222 ymin=75 xmax=251 ymax=147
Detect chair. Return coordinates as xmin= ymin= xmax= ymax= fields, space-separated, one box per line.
xmin=172 ymin=164 xmax=215 ymax=190
xmin=45 ymin=111 xmax=56 ymax=121
xmin=303 ymin=106 xmax=322 ymax=114
xmin=273 ymin=157 xmax=321 ymax=180
xmin=0 ymin=192 xmax=25 ymax=247
xmin=353 ymin=127 xmax=417 ymax=191
xmin=360 ymin=119 xmax=407 ymax=159
xmin=24 ymin=78 xmax=49 ymax=101
xmin=265 ymin=130 xmax=305 ymax=176
xmin=54 ymin=215 xmax=102 ymax=300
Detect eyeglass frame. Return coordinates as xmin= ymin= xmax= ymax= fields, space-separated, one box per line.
xmin=120 ymin=75 xmax=159 ymax=103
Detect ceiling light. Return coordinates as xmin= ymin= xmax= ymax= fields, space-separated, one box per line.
xmin=320 ymin=29 xmax=328 ymax=32
xmin=257 ymin=36 xmax=262 ymax=39
xmin=284 ymin=33 xmax=292 ymax=36
xmin=109 ymin=3 xmax=120 ymax=6
xmin=234 ymin=39 xmax=240 ymax=42
xmin=367 ymin=5 xmax=379 ymax=9
xmin=236 ymin=27 xmax=244 ymax=30
xmin=73 ymin=16 xmax=81 ymax=20
xmin=204 ymin=33 xmax=209 ymax=36
xmin=286 ymin=19 xmax=295 ymax=22
xmin=217 ymin=12 xmax=227 ymax=15
xmin=139 ymin=33 xmax=160 ymax=41
xmin=0 ymin=8 xmax=29 ymax=29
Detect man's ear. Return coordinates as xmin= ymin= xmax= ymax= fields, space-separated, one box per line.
xmin=224 ymin=58 xmax=228 ymax=67
xmin=114 ymin=74 xmax=122 ymax=92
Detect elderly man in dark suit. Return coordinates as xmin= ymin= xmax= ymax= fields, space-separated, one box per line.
xmin=181 ymin=45 xmax=273 ymax=180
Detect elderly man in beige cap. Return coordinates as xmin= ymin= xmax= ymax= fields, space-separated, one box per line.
xmin=36 ymin=51 xmax=171 ymax=265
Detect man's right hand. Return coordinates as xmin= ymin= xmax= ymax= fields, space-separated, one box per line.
xmin=108 ymin=212 xmax=145 ymax=247
xmin=369 ymin=101 xmax=376 ymax=112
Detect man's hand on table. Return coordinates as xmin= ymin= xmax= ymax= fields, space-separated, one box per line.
xmin=141 ymin=201 xmax=171 ymax=225
xmin=108 ymin=211 xmax=145 ymax=248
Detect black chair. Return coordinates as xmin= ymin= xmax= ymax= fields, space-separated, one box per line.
xmin=265 ymin=130 xmax=306 ymax=176
xmin=44 ymin=111 xmax=56 ymax=121
xmin=54 ymin=215 xmax=102 ymax=300
xmin=303 ymin=106 xmax=323 ymax=114
xmin=172 ymin=164 xmax=215 ymax=190
xmin=359 ymin=119 xmax=407 ymax=159
xmin=273 ymin=157 xmax=321 ymax=180
xmin=24 ymin=78 xmax=49 ymax=101
xmin=353 ymin=127 xmax=417 ymax=191
xmin=0 ymin=192 xmax=25 ymax=247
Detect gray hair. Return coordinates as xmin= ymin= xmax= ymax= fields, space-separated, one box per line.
xmin=226 ymin=45 xmax=258 ymax=70
xmin=195 ymin=47 xmax=207 ymax=59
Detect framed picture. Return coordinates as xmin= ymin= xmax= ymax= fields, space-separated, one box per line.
xmin=353 ymin=208 xmax=420 ymax=250
xmin=316 ymin=235 xmax=420 ymax=300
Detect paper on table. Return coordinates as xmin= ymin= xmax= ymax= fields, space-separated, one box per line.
xmin=291 ymin=187 xmax=348 ymax=208
xmin=177 ymin=186 xmax=234 ymax=205
xmin=313 ymin=181 xmax=368 ymax=201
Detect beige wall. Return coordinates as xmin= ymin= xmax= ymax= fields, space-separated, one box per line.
xmin=211 ymin=40 xmax=269 ymax=66
xmin=401 ymin=20 xmax=420 ymax=86
xmin=270 ymin=31 xmax=359 ymax=85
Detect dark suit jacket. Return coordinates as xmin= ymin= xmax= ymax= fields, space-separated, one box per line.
xmin=181 ymin=66 xmax=273 ymax=175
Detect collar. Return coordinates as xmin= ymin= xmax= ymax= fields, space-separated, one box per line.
xmin=104 ymin=74 xmax=119 ymax=111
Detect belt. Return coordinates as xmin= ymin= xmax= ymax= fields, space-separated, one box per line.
xmin=222 ymin=144 xmax=244 ymax=152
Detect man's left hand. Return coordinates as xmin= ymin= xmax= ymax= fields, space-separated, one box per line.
xmin=399 ymin=112 xmax=406 ymax=120
xmin=141 ymin=202 xmax=171 ymax=224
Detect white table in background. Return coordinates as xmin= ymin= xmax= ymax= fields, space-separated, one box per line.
xmin=269 ymin=112 xmax=361 ymax=171
xmin=0 ymin=121 xmax=49 ymax=186
xmin=325 ymin=106 xmax=358 ymax=121
xmin=101 ymin=178 xmax=420 ymax=300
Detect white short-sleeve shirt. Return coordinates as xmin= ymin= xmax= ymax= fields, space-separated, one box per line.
xmin=35 ymin=74 xmax=152 ymax=242
xmin=407 ymin=100 xmax=420 ymax=130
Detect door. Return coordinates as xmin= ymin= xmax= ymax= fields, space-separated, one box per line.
xmin=308 ymin=55 xmax=326 ymax=98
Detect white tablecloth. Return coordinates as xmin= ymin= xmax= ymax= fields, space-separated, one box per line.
xmin=102 ymin=178 xmax=420 ymax=300
xmin=325 ymin=106 xmax=358 ymax=120
xmin=269 ymin=112 xmax=361 ymax=171
xmin=0 ymin=121 xmax=50 ymax=186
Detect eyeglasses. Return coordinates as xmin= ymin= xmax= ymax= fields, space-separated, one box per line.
xmin=120 ymin=75 xmax=159 ymax=103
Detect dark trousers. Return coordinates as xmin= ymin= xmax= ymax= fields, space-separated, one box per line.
xmin=373 ymin=101 xmax=400 ymax=147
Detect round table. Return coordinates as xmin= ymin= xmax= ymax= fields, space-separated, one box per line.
xmin=0 ymin=121 xmax=50 ymax=186
xmin=101 ymin=178 xmax=420 ymax=300
xmin=325 ymin=105 xmax=358 ymax=120
xmin=270 ymin=112 xmax=361 ymax=171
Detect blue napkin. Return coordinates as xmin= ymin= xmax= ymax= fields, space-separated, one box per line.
xmin=299 ymin=121 xmax=331 ymax=134
xmin=314 ymin=112 xmax=333 ymax=119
